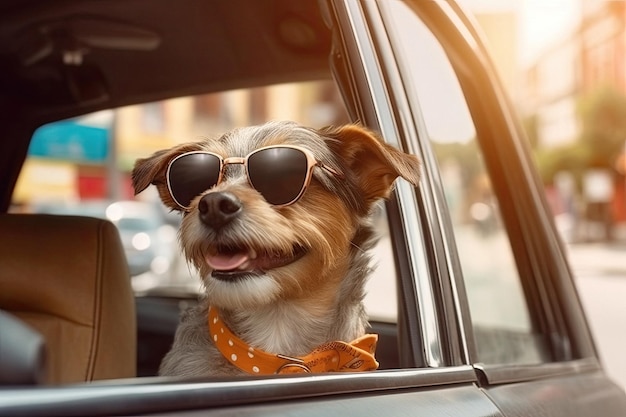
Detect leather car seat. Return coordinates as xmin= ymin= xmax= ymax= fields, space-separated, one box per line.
xmin=0 ymin=214 xmax=136 ymax=384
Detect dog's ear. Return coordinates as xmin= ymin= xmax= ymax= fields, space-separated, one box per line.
xmin=132 ymin=143 xmax=203 ymax=210
xmin=321 ymin=124 xmax=420 ymax=205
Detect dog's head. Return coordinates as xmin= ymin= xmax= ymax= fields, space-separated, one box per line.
xmin=132 ymin=121 xmax=420 ymax=310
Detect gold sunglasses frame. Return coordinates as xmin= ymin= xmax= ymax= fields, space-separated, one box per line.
xmin=166 ymin=144 xmax=343 ymax=211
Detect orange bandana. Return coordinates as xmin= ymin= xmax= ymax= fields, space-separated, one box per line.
xmin=208 ymin=307 xmax=379 ymax=375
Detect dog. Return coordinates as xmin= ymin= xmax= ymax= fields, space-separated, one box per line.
xmin=132 ymin=121 xmax=420 ymax=376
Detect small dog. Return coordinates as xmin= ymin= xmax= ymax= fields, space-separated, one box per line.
xmin=132 ymin=121 xmax=420 ymax=376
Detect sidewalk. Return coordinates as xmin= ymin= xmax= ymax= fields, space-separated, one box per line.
xmin=566 ymin=238 xmax=626 ymax=279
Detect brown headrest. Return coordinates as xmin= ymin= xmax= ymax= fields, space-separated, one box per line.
xmin=0 ymin=214 xmax=136 ymax=383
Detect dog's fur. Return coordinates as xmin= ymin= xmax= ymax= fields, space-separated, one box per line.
xmin=132 ymin=121 xmax=420 ymax=376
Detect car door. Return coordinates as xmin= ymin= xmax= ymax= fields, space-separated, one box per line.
xmin=357 ymin=0 xmax=626 ymax=415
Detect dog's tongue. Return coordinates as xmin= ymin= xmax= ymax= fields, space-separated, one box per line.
xmin=205 ymin=252 xmax=249 ymax=271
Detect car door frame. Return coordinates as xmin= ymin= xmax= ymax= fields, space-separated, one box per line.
xmin=328 ymin=0 xmax=471 ymax=369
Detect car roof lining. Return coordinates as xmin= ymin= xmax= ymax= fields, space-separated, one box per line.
xmin=0 ymin=0 xmax=335 ymax=210
xmin=0 ymin=0 xmax=333 ymax=122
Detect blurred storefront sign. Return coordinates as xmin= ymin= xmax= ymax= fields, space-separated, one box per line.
xmin=15 ymin=117 xmax=114 ymax=206
xmin=12 ymin=160 xmax=78 ymax=205
xmin=28 ymin=120 xmax=110 ymax=163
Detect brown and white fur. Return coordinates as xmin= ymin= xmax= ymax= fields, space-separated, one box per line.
xmin=132 ymin=121 xmax=420 ymax=376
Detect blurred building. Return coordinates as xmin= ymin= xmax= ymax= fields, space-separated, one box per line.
xmin=521 ymin=0 xmax=626 ymax=149
xmin=13 ymin=79 xmax=347 ymax=207
xmin=522 ymin=36 xmax=581 ymax=149
xmin=114 ymin=80 xmax=347 ymax=198
xmin=580 ymin=0 xmax=626 ymax=93
xmin=520 ymin=0 xmax=626 ymax=238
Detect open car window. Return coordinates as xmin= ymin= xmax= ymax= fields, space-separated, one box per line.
xmin=11 ymin=79 xmax=399 ymax=323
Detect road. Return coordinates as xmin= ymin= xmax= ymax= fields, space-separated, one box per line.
xmin=365 ymin=232 xmax=626 ymax=391
xmin=567 ymin=243 xmax=626 ymax=390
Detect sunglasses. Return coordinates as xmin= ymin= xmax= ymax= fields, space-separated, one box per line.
xmin=166 ymin=145 xmax=343 ymax=210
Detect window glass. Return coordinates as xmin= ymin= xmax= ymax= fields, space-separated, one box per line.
xmin=383 ymin=0 xmax=550 ymax=364
xmin=11 ymin=80 xmax=397 ymax=322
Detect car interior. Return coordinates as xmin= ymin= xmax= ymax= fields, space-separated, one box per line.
xmin=0 ymin=214 xmax=136 ymax=384
xmin=5 ymin=1 xmax=626 ymax=417
xmin=0 ymin=0 xmax=403 ymax=385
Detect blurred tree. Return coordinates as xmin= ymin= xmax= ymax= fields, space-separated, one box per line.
xmin=431 ymin=140 xmax=482 ymax=188
xmin=576 ymin=86 xmax=626 ymax=241
xmin=535 ymin=143 xmax=588 ymax=186
xmin=533 ymin=86 xmax=626 ymax=187
xmin=577 ymin=85 xmax=626 ymax=168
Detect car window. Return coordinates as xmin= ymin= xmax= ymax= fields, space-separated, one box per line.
xmin=11 ymin=80 xmax=398 ymax=322
xmin=382 ymin=0 xmax=551 ymax=365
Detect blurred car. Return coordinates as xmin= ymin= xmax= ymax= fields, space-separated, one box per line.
xmin=105 ymin=201 xmax=177 ymax=277
xmin=1 ymin=0 xmax=626 ymax=416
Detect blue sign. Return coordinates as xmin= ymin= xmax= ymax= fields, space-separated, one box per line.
xmin=29 ymin=121 xmax=110 ymax=163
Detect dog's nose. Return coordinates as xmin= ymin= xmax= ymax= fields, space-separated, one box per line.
xmin=198 ymin=192 xmax=242 ymax=229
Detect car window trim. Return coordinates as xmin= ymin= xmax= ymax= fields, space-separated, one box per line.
xmin=475 ymin=357 xmax=601 ymax=385
xmin=328 ymin=0 xmax=422 ymax=368
xmin=0 ymin=367 xmax=477 ymax=416
xmin=329 ymin=0 xmax=464 ymax=369
xmin=364 ymin=0 xmax=473 ymax=368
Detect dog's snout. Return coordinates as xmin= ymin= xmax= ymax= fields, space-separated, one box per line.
xmin=198 ymin=192 xmax=242 ymax=229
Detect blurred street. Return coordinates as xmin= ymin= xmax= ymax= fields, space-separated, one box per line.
xmin=457 ymin=0 xmax=626 ymax=389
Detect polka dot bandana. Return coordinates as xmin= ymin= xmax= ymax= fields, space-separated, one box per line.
xmin=208 ymin=306 xmax=379 ymax=375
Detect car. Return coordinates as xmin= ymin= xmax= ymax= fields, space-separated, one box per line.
xmin=104 ymin=201 xmax=178 ymax=279
xmin=1 ymin=0 xmax=626 ymax=416
xmin=30 ymin=199 xmax=178 ymax=279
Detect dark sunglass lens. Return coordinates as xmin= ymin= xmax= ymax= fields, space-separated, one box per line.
xmin=168 ymin=153 xmax=221 ymax=207
xmin=248 ymin=148 xmax=308 ymax=205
